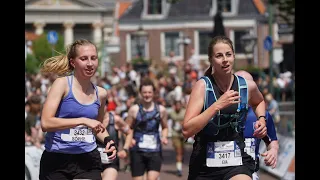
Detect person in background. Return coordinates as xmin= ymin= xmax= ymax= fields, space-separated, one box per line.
xmin=168 ymin=100 xmax=187 ymax=177
xmin=235 ymin=70 xmax=279 ymax=180
xmin=97 ymin=108 xmax=134 ymax=180
xmin=126 ymin=78 xmax=169 ymax=180
xmin=25 ymin=95 xmax=43 ymax=148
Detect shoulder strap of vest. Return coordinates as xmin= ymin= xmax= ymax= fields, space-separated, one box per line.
xmin=154 ymin=103 xmax=161 ymax=120
xmin=108 ymin=112 xmax=115 ymax=125
xmin=133 ymin=104 xmax=144 ymax=129
xmin=234 ymin=75 xmax=249 ymax=112
xmin=200 ymin=76 xmax=218 ymax=111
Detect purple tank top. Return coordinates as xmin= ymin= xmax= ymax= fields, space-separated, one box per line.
xmin=44 ymin=75 xmax=100 ymax=154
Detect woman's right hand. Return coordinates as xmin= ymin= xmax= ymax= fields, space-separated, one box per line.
xmin=82 ymin=118 xmax=105 ymax=134
xmin=215 ymin=90 xmax=240 ymax=110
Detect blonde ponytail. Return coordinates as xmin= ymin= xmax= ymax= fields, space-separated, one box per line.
xmin=40 ymin=53 xmax=73 ymax=76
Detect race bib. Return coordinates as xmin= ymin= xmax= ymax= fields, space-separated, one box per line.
xmin=138 ymin=134 xmax=157 ymax=149
xmin=244 ymin=138 xmax=256 ymax=160
xmin=173 ymin=121 xmax=182 ymax=131
xmin=97 ymin=147 xmax=113 ymax=164
xmin=61 ymin=126 xmax=94 ymax=143
xmin=206 ymin=141 xmax=243 ymax=167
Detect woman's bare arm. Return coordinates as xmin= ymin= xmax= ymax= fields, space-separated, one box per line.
xmin=41 ymin=77 xmax=87 ymax=132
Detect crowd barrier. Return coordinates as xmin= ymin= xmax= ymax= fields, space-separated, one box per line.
xmin=259 ymin=133 xmax=295 ymax=180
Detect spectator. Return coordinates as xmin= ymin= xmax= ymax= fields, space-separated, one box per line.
xmin=265 ymin=93 xmax=280 ymax=128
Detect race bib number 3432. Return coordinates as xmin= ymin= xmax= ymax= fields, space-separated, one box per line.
xmin=61 ymin=126 xmax=94 ymax=143
xmin=206 ymin=141 xmax=243 ymax=167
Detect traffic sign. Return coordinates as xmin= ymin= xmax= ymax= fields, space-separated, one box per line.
xmin=47 ymin=31 xmax=58 ymax=45
xmin=264 ymin=35 xmax=273 ymax=51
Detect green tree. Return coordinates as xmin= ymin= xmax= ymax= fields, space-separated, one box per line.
xmin=270 ymin=0 xmax=295 ymax=26
xmin=25 ymin=54 xmax=39 ymax=74
xmin=32 ymin=31 xmax=65 ymax=66
xmin=270 ymin=0 xmax=295 ymax=42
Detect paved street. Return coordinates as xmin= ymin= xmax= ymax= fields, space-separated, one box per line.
xmin=118 ymin=139 xmax=279 ymax=180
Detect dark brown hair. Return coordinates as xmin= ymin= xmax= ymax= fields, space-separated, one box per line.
xmin=139 ymin=78 xmax=156 ymax=92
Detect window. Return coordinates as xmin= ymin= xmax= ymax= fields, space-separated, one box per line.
xmin=164 ymin=32 xmax=180 ymax=56
xmin=217 ymin=0 xmax=232 ymax=13
xmin=147 ymin=0 xmax=162 ymax=15
xmin=210 ymin=0 xmax=237 ymax=17
xmin=198 ymin=31 xmax=212 ymax=55
xmin=234 ymin=30 xmax=248 ymax=54
xmin=130 ymin=35 xmax=148 ymax=59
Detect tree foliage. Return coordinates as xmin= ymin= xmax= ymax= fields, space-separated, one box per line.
xmin=270 ymin=0 xmax=295 ymax=26
xmin=32 ymin=31 xmax=65 ymax=65
xmin=25 ymin=54 xmax=39 ymax=74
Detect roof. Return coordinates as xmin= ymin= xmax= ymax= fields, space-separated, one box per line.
xmin=119 ymin=0 xmax=266 ymax=23
xmin=25 ymin=0 xmax=116 ymax=9
xmin=25 ymin=31 xmax=40 ymax=41
xmin=115 ymin=1 xmax=133 ymax=36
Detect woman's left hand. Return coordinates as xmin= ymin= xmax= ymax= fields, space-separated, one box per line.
xmin=253 ymin=120 xmax=267 ymax=138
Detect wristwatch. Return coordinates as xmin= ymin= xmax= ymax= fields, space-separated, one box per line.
xmin=257 ymin=115 xmax=267 ymax=121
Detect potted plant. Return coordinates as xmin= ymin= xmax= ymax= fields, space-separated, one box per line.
xmin=131 ymin=57 xmax=151 ymax=73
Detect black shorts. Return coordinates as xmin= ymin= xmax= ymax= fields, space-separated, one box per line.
xmin=188 ymin=154 xmax=255 ymax=180
xmin=102 ymin=157 xmax=120 ymax=171
xmin=39 ymin=148 xmax=102 ymax=180
xmin=130 ymin=151 xmax=162 ymax=177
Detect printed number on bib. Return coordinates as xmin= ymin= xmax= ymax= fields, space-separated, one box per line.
xmin=138 ymin=134 xmax=157 ymax=149
xmin=244 ymin=138 xmax=256 ymax=160
xmin=206 ymin=141 xmax=243 ymax=167
xmin=61 ymin=125 xmax=94 ymax=143
xmin=97 ymin=147 xmax=112 ymax=164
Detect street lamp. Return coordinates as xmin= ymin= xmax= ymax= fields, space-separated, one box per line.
xmin=240 ymin=33 xmax=257 ymax=66
xmin=177 ymin=34 xmax=191 ymax=82
xmin=132 ymin=26 xmax=148 ymax=58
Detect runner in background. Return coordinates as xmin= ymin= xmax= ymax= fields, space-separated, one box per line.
xmin=97 ymin=108 xmax=133 ymax=180
xmin=126 ymin=78 xmax=169 ymax=180
xmin=235 ymin=70 xmax=279 ymax=180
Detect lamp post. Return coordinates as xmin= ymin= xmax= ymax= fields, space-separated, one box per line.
xmin=240 ymin=33 xmax=257 ymax=66
xmin=177 ymin=33 xmax=191 ymax=83
xmin=268 ymin=0 xmax=274 ymax=95
xmin=132 ymin=26 xmax=148 ymax=58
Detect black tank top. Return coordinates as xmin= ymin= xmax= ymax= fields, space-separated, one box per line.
xmin=202 ymin=74 xmax=240 ymax=141
xmin=97 ymin=113 xmax=119 ymax=147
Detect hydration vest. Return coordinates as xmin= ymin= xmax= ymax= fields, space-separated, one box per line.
xmin=132 ymin=103 xmax=161 ymax=152
xmin=200 ymin=75 xmax=249 ymax=136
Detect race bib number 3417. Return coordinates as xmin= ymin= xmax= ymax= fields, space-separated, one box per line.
xmin=206 ymin=141 xmax=243 ymax=167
